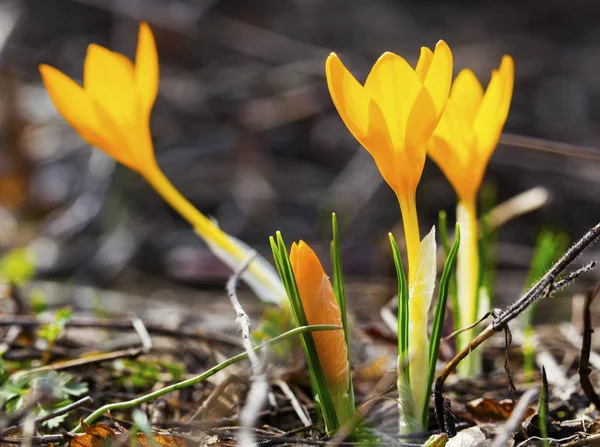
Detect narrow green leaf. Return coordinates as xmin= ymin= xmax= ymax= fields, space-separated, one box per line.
xmin=388 ymin=233 xmax=408 ymax=370
xmin=424 ymin=224 xmax=460 ymax=427
xmin=438 ymin=211 xmax=459 ymax=338
xmin=270 ymin=232 xmax=340 ymax=433
xmin=330 ymin=213 xmax=355 ymax=415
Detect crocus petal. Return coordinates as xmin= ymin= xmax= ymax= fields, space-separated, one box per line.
xmin=91 ymin=99 xmax=138 ymax=171
xmin=415 ymin=47 xmax=433 ymax=82
xmin=135 ymin=22 xmax=159 ymax=119
xmin=473 ymin=55 xmax=514 ymax=160
xmin=326 ymin=53 xmax=398 ymax=191
xmin=449 ymin=69 xmax=484 ymax=124
xmin=84 ymin=44 xmax=136 ymax=123
xmin=290 ymin=241 xmax=349 ymax=390
xmin=421 ymin=40 xmax=453 ymax=115
xmin=364 ymin=52 xmax=421 ymax=148
xmin=39 ymin=65 xmax=107 ymax=150
xmin=403 ymin=88 xmax=437 ymax=191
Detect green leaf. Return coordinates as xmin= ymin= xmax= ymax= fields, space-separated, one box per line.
xmin=330 ymin=213 xmax=355 ymax=415
xmin=424 ymin=224 xmax=460 ymax=427
xmin=0 ymin=248 xmax=35 ymax=286
xmin=270 ymin=232 xmax=340 ymax=433
xmin=388 ymin=233 xmax=408 ymax=372
xmin=438 ymin=211 xmax=459 ymax=333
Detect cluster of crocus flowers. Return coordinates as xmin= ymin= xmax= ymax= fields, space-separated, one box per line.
xmin=326 ymin=42 xmax=453 ymax=432
xmin=428 ymin=55 xmax=514 ymax=376
xmin=290 ymin=241 xmax=352 ymax=425
xmin=39 ymin=22 xmax=286 ymax=306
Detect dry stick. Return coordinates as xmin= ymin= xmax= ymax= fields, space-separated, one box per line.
xmin=0 ymin=316 xmax=243 ymax=348
xmin=17 ymin=347 xmax=143 ymax=375
xmin=578 ymin=284 xmax=600 ymax=409
xmin=1 ymin=397 xmax=93 ymax=436
xmin=131 ymin=316 xmax=152 ymax=353
xmin=491 ymin=388 xmax=539 ymax=447
xmin=225 ymin=251 xmax=268 ymax=447
xmin=434 ymin=221 xmax=600 ymax=436
xmin=275 ymin=380 xmax=312 ymax=427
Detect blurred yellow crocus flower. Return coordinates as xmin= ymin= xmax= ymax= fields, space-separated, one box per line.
xmin=428 ymin=55 xmax=514 ymax=376
xmin=290 ymin=240 xmax=352 ymax=424
xmin=326 ymin=42 xmax=452 ymax=279
xmin=39 ymin=22 xmax=286 ymax=305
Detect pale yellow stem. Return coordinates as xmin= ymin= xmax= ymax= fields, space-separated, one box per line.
xmin=456 ymin=196 xmax=480 ymax=377
xmin=397 ymin=193 xmax=421 ymax=283
xmin=144 ymin=167 xmax=285 ymax=303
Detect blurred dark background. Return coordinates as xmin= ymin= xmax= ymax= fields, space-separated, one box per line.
xmin=0 ymin=0 xmax=599 ymax=313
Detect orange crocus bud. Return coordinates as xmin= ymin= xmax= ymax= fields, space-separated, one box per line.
xmin=289 ymin=241 xmax=350 ymax=403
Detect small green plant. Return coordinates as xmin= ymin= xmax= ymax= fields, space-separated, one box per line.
xmin=0 ymin=371 xmax=88 ymax=428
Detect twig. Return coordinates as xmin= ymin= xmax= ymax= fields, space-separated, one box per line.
xmin=276 ymin=380 xmax=311 ymax=427
xmin=492 ymin=388 xmax=539 ymax=447
xmin=0 ymin=316 xmax=243 ymax=347
xmin=226 ymin=251 xmax=268 ymax=447
xmin=70 ymin=324 xmax=340 ymax=433
xmin=15 ymin=347 xmax=143 ymax=375
xmin=578 ymin=284 xmax=600 ymax=409
xmin=1 ymin=396 xmax=93 ymax=436
xmin=131 ymin=316 xmax=152 ymax=353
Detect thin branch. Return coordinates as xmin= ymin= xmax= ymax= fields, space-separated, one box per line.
xmin=131 ymin=316 xmax=152 ymax=353
xmin=226 ymin=251 xmax=268 ymax=447
xmin=276 ymin=380 xmax=311 ymax=427
xmin=578 ymin=285 xmax=600 ymax=408
xmin=0 ymin=316 xmax=243 ymax=347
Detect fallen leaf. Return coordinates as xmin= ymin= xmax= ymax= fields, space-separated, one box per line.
xmin=466 ymin=398 xmax=535 ymax=423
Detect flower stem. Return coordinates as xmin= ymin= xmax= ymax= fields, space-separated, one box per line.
xmin=397 ymin=193 xmax=421 ymax=283
xmin=144 ymin=167 xmax=283 ymax=303
xmin=456 ymin=196 xmax=480 ymax=377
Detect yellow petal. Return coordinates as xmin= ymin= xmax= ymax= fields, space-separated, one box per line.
xmin=135 ymin=22 xmax=159 ymax=119
xmin=415 ymin=47 xmax=433 ymax=82
xmin=405 ymin=88 xmax=437 ymax=168
xmin=449 ymin=69 xmax=484 ymax=124
xmin=429 ymin=98 xmax=479 ymax=201
xmin=364 ymin=52 xmax=421 ymax=148
xmin=326 ymin=53 xmax=399 ymax=192
xmin=84 ymin=43 xmax=136 ymax=123
xmin=473 ymin=55 xmax=514 ymax=160
xmin=39 ymin=64 xmax=107 ymax=150
xmin=91 ymin=99 xmax=138 ymax=171
xmin=421 ymin=40 xmax=453 ymax=115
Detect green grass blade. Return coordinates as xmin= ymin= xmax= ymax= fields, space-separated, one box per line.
xmin=438 ymin=211 xmax=459 ymax=338
xmin=388 ymin=233 xmax=408 ymax=369
xmin=330 ymin=213 xmax=355 ymax=414
xmin=424 ymin=224 xmax=460 ymax=427
xmin=270 ymin=232 xmax=339 ymax=433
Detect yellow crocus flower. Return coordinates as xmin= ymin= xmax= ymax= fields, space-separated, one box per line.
xmin=429 ymin=55 xmax=514 ymax=204
xmin=326 ymin=42 xmax=452 ymax=279
xmin=290 ymin=240 xmax=351 ymax=424
xmin=428 ymin=55 xmax=514 ymax=376
xmin=39 ymin=22 xmax=285 ymax=305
